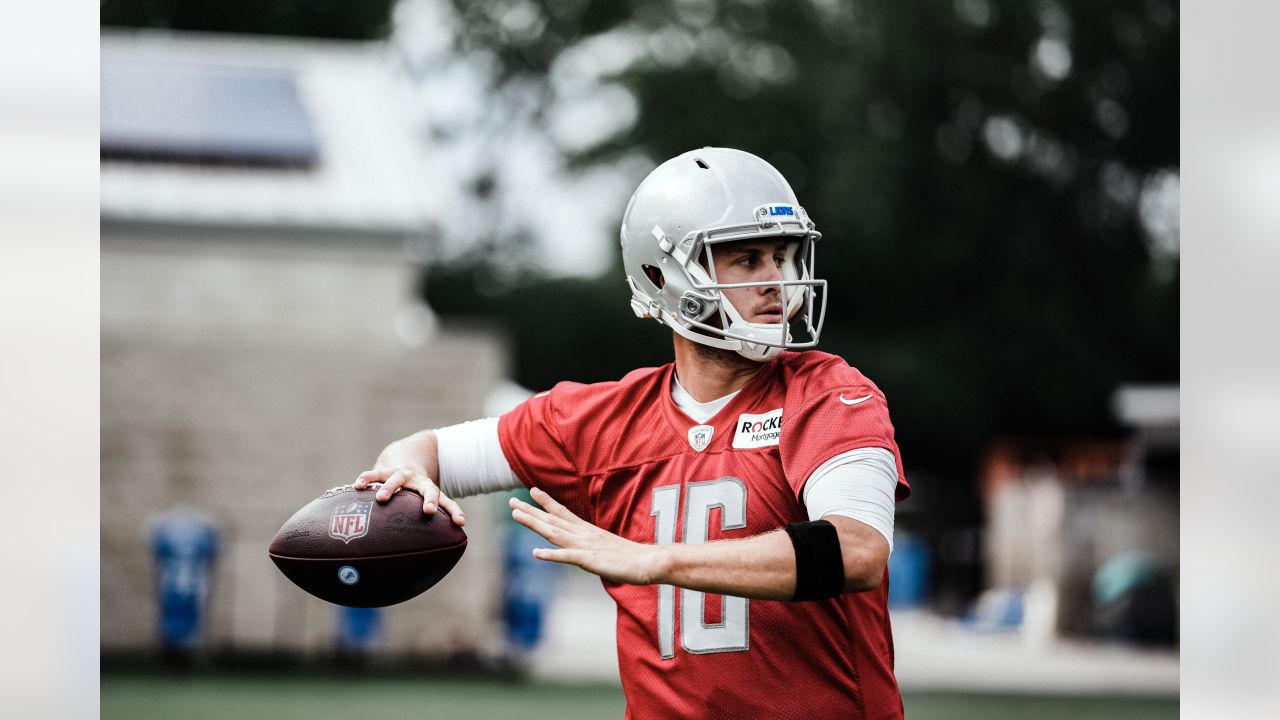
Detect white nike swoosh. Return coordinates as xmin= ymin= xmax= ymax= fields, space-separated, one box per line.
xmin=838 ymin=393 xmax=874 ymax=406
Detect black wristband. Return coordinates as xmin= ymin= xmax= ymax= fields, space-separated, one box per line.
xmin=784 ymin=519 xmax=845 ymax=601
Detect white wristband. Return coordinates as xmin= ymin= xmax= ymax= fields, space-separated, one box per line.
xmin=434 ymin=417 xmax=522 ymax=498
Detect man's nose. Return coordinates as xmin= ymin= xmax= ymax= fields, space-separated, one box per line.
xmin=758 ymin=263 xmax=784 ymax=289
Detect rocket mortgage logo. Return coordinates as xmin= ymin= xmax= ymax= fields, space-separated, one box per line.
xmin=732 ymin=408 xmax=783 ymax=449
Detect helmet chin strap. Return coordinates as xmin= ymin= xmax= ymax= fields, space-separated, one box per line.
xmin=662 ymin=305 xmax=782 ymax=362
xmin=730 ymin=333 xmax=783 ymax=362
xmin=721 ymin=296 xmax=791 ymax=362
xmin=665 ymin=309 xmax=747 ymax=349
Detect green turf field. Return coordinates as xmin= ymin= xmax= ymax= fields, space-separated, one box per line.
xmin=101 ymin=673 xmax=1177 ymax=719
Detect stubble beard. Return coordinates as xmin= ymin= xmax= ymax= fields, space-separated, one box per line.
xmin=691 ymin=339 xmax=763 ymax=372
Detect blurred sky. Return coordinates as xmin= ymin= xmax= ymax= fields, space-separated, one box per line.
xmin=392 ymin=0 xmax=651 ymax=277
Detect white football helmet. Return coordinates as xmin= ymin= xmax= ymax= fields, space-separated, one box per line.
xmin=621 ymin=147 xmax=826 ymax=361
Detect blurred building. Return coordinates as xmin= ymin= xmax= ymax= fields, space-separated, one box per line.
xmin=979 ymin=385 xmax=1179 ymax=645
xmin=101 ymin=30 xmax=509 ymax=661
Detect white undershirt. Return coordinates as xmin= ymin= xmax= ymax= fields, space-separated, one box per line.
xmin=436 ymin=383 xmax=898 ymax=551
xmin=670 ymin=374 xmax=739 ymax=424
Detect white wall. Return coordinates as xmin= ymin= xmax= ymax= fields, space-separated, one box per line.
xmin=101 ymin=233 xmax=509 ymax=657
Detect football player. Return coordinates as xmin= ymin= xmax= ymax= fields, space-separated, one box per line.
xmin=356 ymin=147 xmax=909 ymax=719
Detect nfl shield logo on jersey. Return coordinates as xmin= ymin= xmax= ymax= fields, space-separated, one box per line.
xmin=687 ymin=424 xmax=714 ymax=452
xmin=329 ymin=500 xmax=373 ymax=543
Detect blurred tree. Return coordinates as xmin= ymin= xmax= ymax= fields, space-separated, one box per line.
xmin=101 ymin=0 xmax=395 ymax=39
xmin=427 ymin=0 xmax=1178 ymax=481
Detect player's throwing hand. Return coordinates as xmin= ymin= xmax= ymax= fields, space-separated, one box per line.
xmin=510 ymin=487 xmax=663 ymax=586
xmin=354 ymin=466 xmax=467 ymax=526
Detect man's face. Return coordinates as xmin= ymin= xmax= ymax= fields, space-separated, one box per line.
xmin=708 ymin=238 xmax=794 ymax=324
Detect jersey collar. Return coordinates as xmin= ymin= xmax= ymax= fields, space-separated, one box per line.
xmin=658 ymin=359 xmax=779 ymax=453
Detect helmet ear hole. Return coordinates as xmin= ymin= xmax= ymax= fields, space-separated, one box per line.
xmin=641 ymin=264 xmax=666 ymax=290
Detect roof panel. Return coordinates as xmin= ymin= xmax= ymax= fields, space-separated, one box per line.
xmin=101 ymin=58 xmax=320 ymax=166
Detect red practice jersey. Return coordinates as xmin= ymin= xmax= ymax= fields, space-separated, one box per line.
xmin=498 ymin=350 xmax=910 ymax=720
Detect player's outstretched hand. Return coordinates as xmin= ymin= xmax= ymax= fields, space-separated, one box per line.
xmin=510 ymin=487 xmax=662 ymax=586
xmin=354 ymin=466 xmax=466 ymax=526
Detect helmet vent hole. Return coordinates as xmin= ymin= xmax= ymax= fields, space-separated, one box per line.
xmin=695 ymin=159 xmax=709 ymax=169
xmin=642 ymin=264 xmax=665 ymax=290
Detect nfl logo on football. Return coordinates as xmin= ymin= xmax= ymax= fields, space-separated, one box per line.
xmin=329 ymin=501 xmax=373 ymax=543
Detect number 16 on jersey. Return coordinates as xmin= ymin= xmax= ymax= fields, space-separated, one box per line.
xmin=650 ymin=478 xmax=749 ymax=659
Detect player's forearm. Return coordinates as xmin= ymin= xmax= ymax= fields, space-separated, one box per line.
xmin=651 ymin=516 xmax=888 ymax=600
xmin=652 ymin=529 xmax=798 ymax=600
xmin=375 ymin=429 xmax=440 ymax=480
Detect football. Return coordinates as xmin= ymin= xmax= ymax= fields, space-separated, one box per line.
xmin=268 ymin=482 xmax=467 ymax=607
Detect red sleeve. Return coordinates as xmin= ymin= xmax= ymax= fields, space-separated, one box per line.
xmin=496 ymin=383 xmax=593 ymax=521
xmin=781 ymin=384 xmax=911 ymax=503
